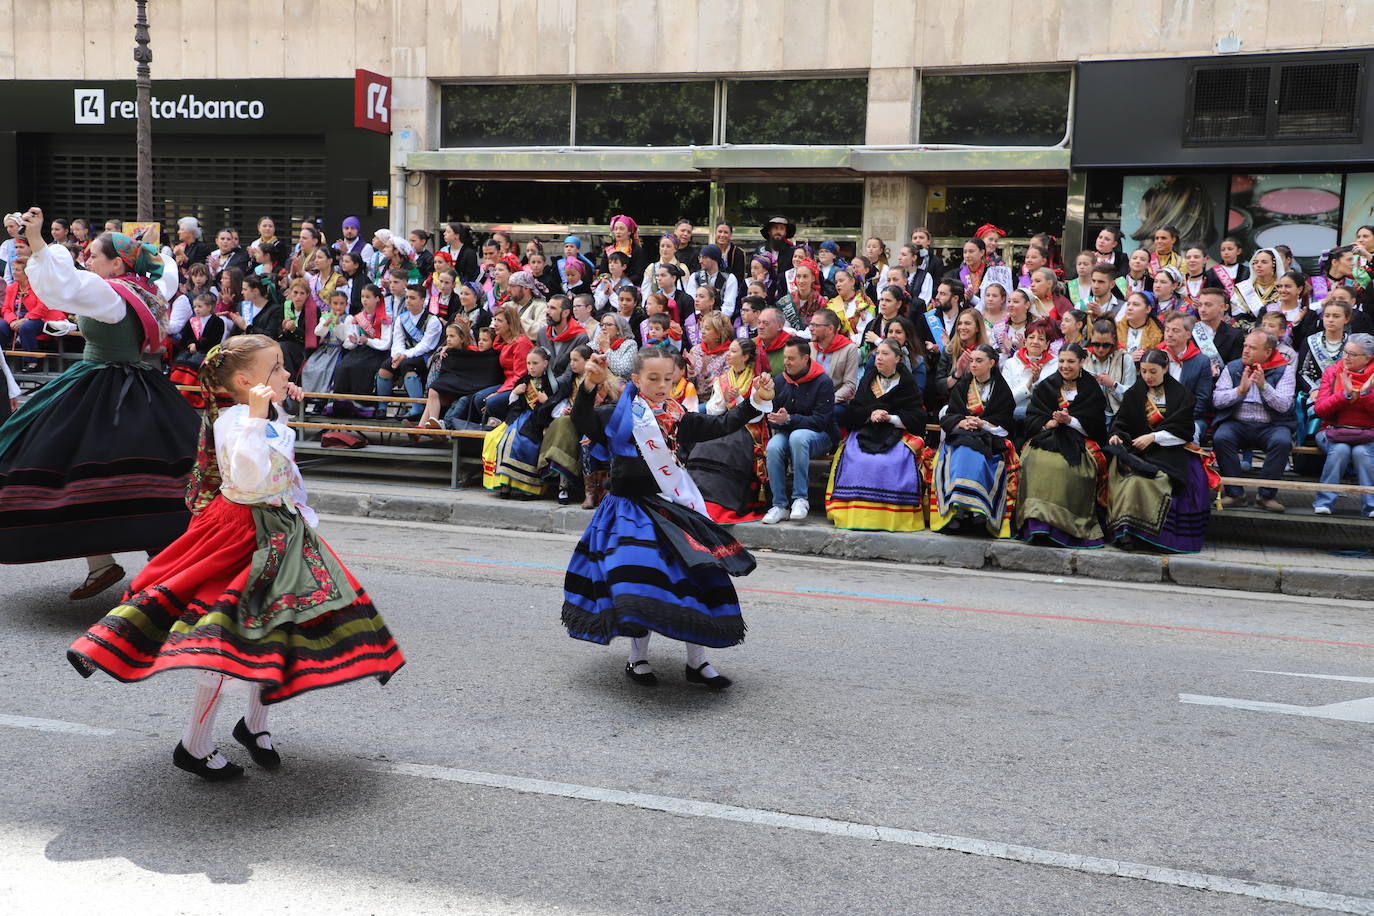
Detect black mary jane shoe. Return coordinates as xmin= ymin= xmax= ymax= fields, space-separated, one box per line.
xmin=685 ymin=662 xmax=733 ymax=690
xmin=173 ymin=742 xmax=244 ymax=781
xmin=624 ymin=660 xmax=658 ymax=686
xmin=232 ymin=718 xmax=282 ymax=769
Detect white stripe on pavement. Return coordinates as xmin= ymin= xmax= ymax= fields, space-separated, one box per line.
xmin=0 ymin=714 xmax=116 ymax=736
xmin=376 ymin=760 xmax=1374 ymax=916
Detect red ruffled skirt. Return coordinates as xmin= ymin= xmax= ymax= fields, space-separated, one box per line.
xmin=68 ymin=496 xmax=404 ymax=703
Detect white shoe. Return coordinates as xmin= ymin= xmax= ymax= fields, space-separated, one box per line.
xmin=790 ymin=498 xmax=810 ymax=521
xmin=1313 ymin=506 xmax=1332 ymax=515
xmin=761 ymin=506 xmax=786 ymax=525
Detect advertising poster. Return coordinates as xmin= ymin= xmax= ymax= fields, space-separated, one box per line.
xmin=1227 ymin=173 xmax=1341 ymax=273
xmin=1121 ymin=175 xmax=1229 ymax=259
xmin=1340 ymin=173 xmax=1374 ymax=242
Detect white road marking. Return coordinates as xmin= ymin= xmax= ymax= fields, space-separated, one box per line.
xmin=375 ymin=760 xmax=1374 ymax=915
xmin=1181 ymin=670 xmax=1374 ymax=724
xmin=0 ymin=714 xmax=116 ymax=736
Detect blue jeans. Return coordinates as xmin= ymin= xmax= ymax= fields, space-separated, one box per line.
xmin=444 ymin=384 xmax=502 ymax=426
xmin=765 ymin=427 xmax=831 ymax=507
xmin=1213 ymin=420 xmax=1292 ymax=500
xmin=1315 ymin=431 xmax=1374 ymax=513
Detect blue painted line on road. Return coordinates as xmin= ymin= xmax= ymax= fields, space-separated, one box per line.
xmin=791 ymin=586 xmax=943 ymax=604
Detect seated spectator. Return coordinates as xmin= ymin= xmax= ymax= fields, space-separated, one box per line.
xmin=609 ymin=285 xmax=646 ymax=342
xmin=1081 ymin=263 xmax=1124 ymax=320
xmin=761 ymin=340 xmax=835 ymax=524
xmin=454 ymin=280 xmax=491 ymax=333
xmin=683 ymin=283 xmax=720 ymax=349
xmin=535 ymin=294 xmax=589 ymax=377
xmin=594 ymin=312 xmax=638 ymax=379
xmin=1 ymin=353 xmax=16 ymax=422
xmin=377 ymin=283 xmax=440 ymax=420
xmin=508 ymin=269 xmax=549 ymax=337
xmin=862 ymin=284 xmax=911 ymax=353
xmin=1054 ymin=308 xmax=1089 ymax=354
xmin=669 ymin=351 xmax=699 ymax=411
xmin=1016 ymin=344 xmax=1109 ymax=548
xmin=478 ymin=303 xmax=536 ymax=422
xmin=570 ymin=293 xmax=599 ymax=340
xmin=686 ymin=309 xmax=734 ymax=396
xmin=685 ymin=244 xmax=740 ymax=318
xmin=643 ymin=293 xmax=683 ymax=348
xmin=1029 ymin=267 xmax=1073 ymax=320
xmin=777 ymin=258 xmax=827 ymax=333
xmin=808 ymin=308 xmax=859 ymax=414
xmin=1002 ymin=319 xmax=1057 ymax=425
xmin=935 ymin=307 xmax=990 ymax=404
xmin=1300 ymin=296 xmax=1351 ymax=393
xmin=169 ymin=292 xmax=226 ymax=408
xmin=1259 ymin=310 xmax=1299 ymax=365
xmin=930 ymin=344 xmax=1017 ymax=537
xmin=1115 ymin=248 xmax=1152 ymax=298
xmin=642 ymin=312 xmax=681 ymax=353
xmin=1152 ymin=265 xmax=1186 ymax=315
xmin=483 ymin=345 xmax=561 ymax=498
xmin=541 ymin=344 xmax=620 ymax=508
xmin=826 ymin=266 xmax=876 ymax=338
xmin=872 ymin=315 xmax=928 ymax=391
xmin=592 ymin=251 xmax=637 ymax=314
xmin=332 ymin=283 xmax=392 ymax=417
xmin=1105 ymin=350 xmax=1213 ymax=553
xmin=1311 ymin=333 xmax=1374 ymax=518
xmin=1116 ymin=291 xmax=1164 ymax=364
xmin=646 ymin=261 xmax=691 ymax=323
xmin=1212 ymin=329 xmax=1298 ymax=511
xmin=992 ymin=287 xmax=1033 ymax=360
xmin=736 ymin=294 xmax=764 ymax=340
xmin=1 ymin=256 xmax=63 ymax=367
xmin=756 ymin=306 xmax=793 ymax=376
xmin=686 ymin=337 xmax=772 ymax=523
xmin=1157 ymin=311 xmax=1214 ymax=442
xmin=825 ymin=339 xmax=928 ymax=531
xmin=422 ymin=319 xmax=502 ymax=430
xmin=1192 ymin=287 xmax=1244 ymax=373
xmin=979 ymin=281 xmax=1008 ymax=330
xmin=1083 ymin=319 xmax=1135 ymax=423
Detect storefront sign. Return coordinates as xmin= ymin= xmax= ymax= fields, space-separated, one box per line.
xmin=354 ymin=70 xmax=392 ymax=134
xmin=75 ymin=89 xmax=266 ymax=125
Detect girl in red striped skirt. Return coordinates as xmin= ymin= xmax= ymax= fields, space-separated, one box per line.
xmin=68 ymin=335 xmax=405 ymax=781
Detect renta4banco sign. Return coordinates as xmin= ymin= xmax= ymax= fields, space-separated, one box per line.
xmin=74 ymin=88 xmax=266 ymax=124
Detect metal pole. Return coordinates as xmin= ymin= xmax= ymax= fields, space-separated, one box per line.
xmin=134 ymin=0 xmax=153 ymax=221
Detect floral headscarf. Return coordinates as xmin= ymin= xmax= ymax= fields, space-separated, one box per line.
xmin=610 ymin=215 xmax=640 ymax=250
xmin=110 ymin=232 xmax=164 ymax=280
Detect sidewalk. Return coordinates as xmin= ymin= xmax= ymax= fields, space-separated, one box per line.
xmin=304 ymin=476 xmax=1374 ymax=602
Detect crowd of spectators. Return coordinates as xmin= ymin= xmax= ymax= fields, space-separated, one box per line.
xmin=3 ymin=210 xmax=1373 ymax=546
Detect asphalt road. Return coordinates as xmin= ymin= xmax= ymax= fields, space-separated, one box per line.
xmin=2 ymin=515 xmax=1373 ymax=915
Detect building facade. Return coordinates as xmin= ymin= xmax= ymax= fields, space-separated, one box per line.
xmin=1 ymin=1 xmax=1370 ymax=257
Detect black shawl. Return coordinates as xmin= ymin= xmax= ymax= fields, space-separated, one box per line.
xmin=1025 ymin=371 xmax=1108 ymax=467
xmin=842 ymin=365 xmax=926 ymax=453
xmin=1106 ymin=374 xmax=1194 ymax=483
xmin=941 ymin=370 xmax=1015 ymax=457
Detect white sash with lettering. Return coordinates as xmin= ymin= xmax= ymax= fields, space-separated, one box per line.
xmin=630 ymin=397 xmax=708 ymax=517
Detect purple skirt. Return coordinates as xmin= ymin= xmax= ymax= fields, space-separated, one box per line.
xmin=1108 ymin=453 xmax=1209 ymax=553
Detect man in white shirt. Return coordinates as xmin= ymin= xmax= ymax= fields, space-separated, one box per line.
xmin=684 ymin=244 xmax=740 ymax=318
xmin=376 ymin=282 xmax=440 ymax=420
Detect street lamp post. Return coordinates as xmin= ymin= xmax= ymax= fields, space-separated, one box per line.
xmin=134 ymin=0 xmax=152 ymax=222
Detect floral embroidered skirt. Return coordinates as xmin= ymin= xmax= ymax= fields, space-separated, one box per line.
xmin=68 ymin=496 xmax=404 ymax=704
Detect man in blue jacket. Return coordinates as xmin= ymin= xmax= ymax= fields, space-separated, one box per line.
xmin=1159 ymin=312 xmax=1215 ymax=442
xmin=762 ymin=339 xmax=835 ymax=524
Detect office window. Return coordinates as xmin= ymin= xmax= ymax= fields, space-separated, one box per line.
xmin=921 ymin=71 xmax=1070 ymax=146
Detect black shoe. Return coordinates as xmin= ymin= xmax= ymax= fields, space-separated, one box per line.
xmin=625 ymin=660 xmax=658 ymax=685
xmin=497 ymin=484 xmax=511 ymax=499
xmin=232 ymin=718 xmax=282 ymax=769
xmin=173 ymin=742 xmax=244 ymax=781
xmin=558 ymin=487 xmax=571 ymax=505
xmin=685 ymin=662 xmax=732 ymax=690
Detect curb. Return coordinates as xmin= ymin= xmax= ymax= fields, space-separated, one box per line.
xmin=310 ymin=490 xmax=1373 ymax=602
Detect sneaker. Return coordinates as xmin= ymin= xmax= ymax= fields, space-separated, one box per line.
xmin=1313 ymin=506 xmax=1333 ymax=515
xmin=761 ymin=506 xmax=786 ymax=525
xmin=1364 ymin=509 xmax=1374 ymax=520
xmin=789 ymin=498 xmax=810 ymax=521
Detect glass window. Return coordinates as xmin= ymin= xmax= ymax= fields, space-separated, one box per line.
xmin=439 ymin=180 xmax=710 ymax=228
xmin=920 ymin=71 xmax=1070 ymax=146
xmin=440 ymin=83 xmax=571 ymax=148
xmin=723 ymin=182 xmax=864 ymax=233
xmin=922 ymin=186 xmax=1067 ymax=239
xmin=576 ymin=82 xmax=715 ymax=146
xmin=724 ymin=78 xmax=867 ymax=145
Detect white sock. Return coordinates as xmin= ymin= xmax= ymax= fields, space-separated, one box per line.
xmin=685 ymin=643 xmax=720 ymax=679
xmin=183 ymin=672 xmax=228 ymax=767
xmin=244 ymin=687 xmax=273 ymax=750
xmin=85 ymin=554 xmax=116 ymax=573
xmin=627 ymin=636 xmax=652 ymax=670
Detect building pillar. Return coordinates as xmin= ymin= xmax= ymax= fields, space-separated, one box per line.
xmin=863 ymin=177 xmax=926 ymax=255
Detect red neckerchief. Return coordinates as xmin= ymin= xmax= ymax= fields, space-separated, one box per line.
xmin=549 ymin=321 xmax=584 ymax=343
xmin=1157 ymin=340 xmax=1202 ymax=364
xmin=1254 ymin=351 xmax=1288 ymax=372
xmin=647 ymin=396 xmax=685 ymax=451
xmin=1343 ymin=362 xmax=1374 ymax=389
xmin=700 ymin=338 xmax=731 ymax=356
xmin=784 ymin=359 xmax=826 ymax=386
xmin=1015 ymin=347 xmax=1054 ymax=369
xmin=665 ymin=321 xmax=683 ymax=341
xmin=762 ymin=330 xmax=792 ymax=353
xmin=817 ymin=333 xmax=853 ymax=355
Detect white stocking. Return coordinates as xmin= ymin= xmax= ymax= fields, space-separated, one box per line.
xmin=85 ymin=554 xmax=117 ymax=572
xmin=685 ymin=643 xmax=720 ymax=679
xmin=243 ymin=687 xmax=273 ymax=750
xmin=183 ymin=672 xmax=230 ymax=768
xmin=627 ymin=636 xmax=652 ymax=669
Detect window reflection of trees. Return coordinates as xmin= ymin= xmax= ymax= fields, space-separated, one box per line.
xmin=920 ymin=72 xmax=1070 ymax=146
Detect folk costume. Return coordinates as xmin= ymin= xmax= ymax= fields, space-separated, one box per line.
xmin=169 ymin=312 xmax=227 ymax=408
xmin=0 ymin=238 xmax=199 ymax=567
xmin=1016 ymin=372 xmax=1109 ymax=548
xmin=68 ymin=389 xmax=404 ymax=778
xmin=685 ymin=364 xmax=771 ymax=524
xmin=331 ymin=307 xmax=391 ymax=416
xmin=482 ymin=367 xmax=561 ymax=497
xmin=300 ymin=309 xmax=349 ymax=396
xmin=1104 ymin=375 xmax=1216 ymax=553
xmin=930 ymin=370 xmax=1019 ymax=537
xmin=825 ymin=364 xmax=928 ymax=531
xmin=561 ymin=378 xmax=772 ymax=685
xmin=1230 ymin=247 xmax=1287 ymax=329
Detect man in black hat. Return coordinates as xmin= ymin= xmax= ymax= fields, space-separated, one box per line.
xmin=758 ymin=216 xmax=797 ymax=275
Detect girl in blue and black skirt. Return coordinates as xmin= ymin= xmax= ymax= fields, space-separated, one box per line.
xmin=561 ymin=347 xmax=775 ymax=689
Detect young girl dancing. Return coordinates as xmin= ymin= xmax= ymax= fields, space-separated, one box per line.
xmin=561 ymin=347 xmax=774 ymax=688
xmin=68 ymin=334 xmax=405 ymax=780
